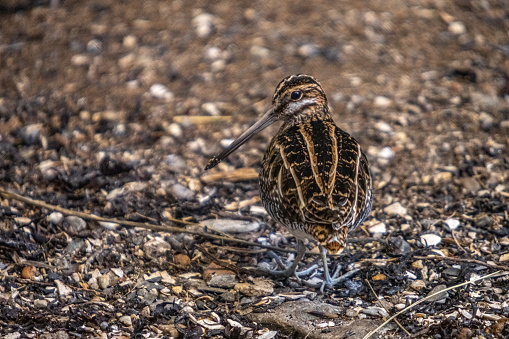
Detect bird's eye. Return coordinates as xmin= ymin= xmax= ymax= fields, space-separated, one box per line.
xmin=291 ymin=91 xmax=302 ymax=100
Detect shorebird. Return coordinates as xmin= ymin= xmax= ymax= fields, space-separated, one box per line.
xmin=205 ymin=74 xmax=372 ymax=290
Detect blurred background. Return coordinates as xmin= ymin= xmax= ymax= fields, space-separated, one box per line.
xmin=0 ymin=0 xmax=508 ymax=337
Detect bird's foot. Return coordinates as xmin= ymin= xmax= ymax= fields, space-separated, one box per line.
xmin=320 ymin=268 xmax=360 ymax=292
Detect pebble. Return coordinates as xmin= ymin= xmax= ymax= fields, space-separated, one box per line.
xmin=159 ymin=324 xmax=179 ymax=337
xmin=373 ymin=96 xmax=392 ymax=108
xmin=47 ymin=212 xmax=64 ymax=225
xmin=166 ymin=123 xmax=183 ymax=138
xmin=234 ymin=279 xmax=273 ymax=297
xmin=165 ymin=154 xmax=187 ymax=172
xmin=55 ymin=280 xmax=73 ymax=297
xmin=411 ymin=280 xmax=426 ymax=291
xmin=377 ymin=147 xmax=395 ymax=160
xmin=143 ymin=238 xmax=172 ymax=258
xmin=368 ymin=221 xmax=386 ymax=234
xmin=14 ymin=217 xmax=32 ymax=226
xmin=71 ymin=54 xmax=90 ymax=66
xmin=298 ymin=43 xmax=319 ymax=58
xmin=203 ymin=263 xmax=237 ymax=288
xmin=479 ymin=112 xmax=496 ymax=130
xmin=361 ymin=306 xmax=388 ymax=317
xmin=98 ymin=273 xmax=111 ymax=289
xmin=412 ymin=260 xmax=423 ymax=269
xmin=448 ymin=21 xmax=466 ymax=35
xmin=173 ymin=254 xmax=191 ymax=267
xmin=193 ymin=12 xmax=215 ymax=38
xmin=384 ymin=202 xmax=407 ymax=217
xmin=65 ymin=216 xmax=87 ymax=233
xmin=445 ymin=218 xmax=460 ymax=231
xmin=499 ymin=253 xmax=509 ymax=262
xmin=374 ymin=121 xmax=393 ymax=134
xmin=420 ymin=234 xmax=442 ymax=247
xmin=21 ymin=266 xmax=36 ymax=280
xmin=118 ymin=315 xmax=132 ymax=327
xmin=427 ymin=284 xmax=449 ymax=302
xmin=434 ymin=172 xmax=452 ymax=183
xmin=34 ymin=299 xmax=48 ymax=309
xmin=123 ymin=35 xmax=137 ymax=48
xmin=200 ymin=219 xmax=261 ymax=233
xmin=170 ymin=183 xmax=195 ymax=201
xmin=149 ymin=84 xmax=174 ymax=101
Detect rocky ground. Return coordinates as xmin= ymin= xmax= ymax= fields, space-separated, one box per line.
xmin=1 ymin=0 xmax=509 ymax=338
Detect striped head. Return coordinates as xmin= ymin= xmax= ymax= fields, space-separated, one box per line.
xmin=204 ymin=74 xmax=328 ymax=170
xmin=272 ymin=74 xmax=329 ymax=123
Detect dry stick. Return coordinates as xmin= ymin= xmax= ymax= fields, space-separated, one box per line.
xmin=0 ymin=189 xmax=295 ymax=254
xmin=413 ymin=255 xmax=509 ymax=271
xmin=365 ymin=279 xmax=410 ymax=336
xmin=362 ymin=270 xmax=509 ymax=339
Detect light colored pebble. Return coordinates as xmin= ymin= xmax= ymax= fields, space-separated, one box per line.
xmin=47 ymin=212 xmax=64 ymax=224
xmin=193 ymin=13 xmax=215 ymax=38
xmin=98 ymin=273 xmax=111 ymax=289
xmin=65 ymin=216 xmax=87 ymax=233
xmin=449 ymin=21 xmax=466 ymax=35
xmin=373 ymin=96 xmax=392 ymax=108
xmin=119 ymin=315 xmax=132 ymax=326
xmin=34 ymin=299 xmax=48 ymax=308
xmin=234 ymin=279 xmax=273 ymax=297
xmin=150 ymin=84 xmax=174 ymax=101
xmin=368 ymin=221 xmax=386 ymax=234
xmin=201 ymin=219 xmax=261 ymax=233
xmin=445 ymin=218 xmax=460 ymax=231
xmin=55 ymin=280 xmax=73 ymax=296
xmin=14 ymin=217 xmax=32 ymax=226
xmin=420 ymin=234 xmax=442 ymax=247
xmin=384 ymin=202 xmax=407 ymax=217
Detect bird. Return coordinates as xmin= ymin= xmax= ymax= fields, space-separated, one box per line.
xmin=205 ymin=74 xmax=372 ymax=290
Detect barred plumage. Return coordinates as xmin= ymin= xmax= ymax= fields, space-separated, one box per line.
xmin=205 ymin=74 xmax=372 ymax=290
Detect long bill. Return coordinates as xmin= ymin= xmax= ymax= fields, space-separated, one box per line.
xmin=205 ymin=108 xmax=277 ymax=170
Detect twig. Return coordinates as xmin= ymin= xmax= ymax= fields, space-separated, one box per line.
xmin=0 ymin=189 xmax=297 ymax=254
xmin=362 ymin=270 xmax=509 ymax=339
xmin=365 ymin=279 xmax=410 ymax=336
xmin=413 ymin=255 xmax=509 ymax=271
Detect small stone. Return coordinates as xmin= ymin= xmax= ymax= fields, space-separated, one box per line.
xmin=499 ymin=253 xmax=509 ymax=262
xmin=201 ymin=219 xmax=261 ymax=233
xmin=372 ymin=273 xmax=386 ymax=281
xmin=65 ymin=216 xmax=87 ymax=233
xmin=71 ymin=54 xmax=90 ymax=66
xmin=150 ymin=84 xmax=174 ymax=101
xmin=373 ymin=96 xmax=392 ymax=108
xmin=384 ymin=202 xmax=407 ymax=216
xmin=368 ymin=221 xmax=386 ymax=234
xmin=123 ymin=35 xmax=137 ymax=48
xmin=298 ymin=43 xmax=319 ymax=58
xmin=46 ymin=212 xmax=64 ymax=224
xmin=426 ymin=284 xmax=449 ymax=302
xmin=420 ymin=234 xmax=442 ymax=247
xmin=204 ymin=263 xmax=237 ymax=288
xmin=173 ymin=254 xmax=191 ymax=267
xmin=34 ymin=299 xmax=48 ymax=308
xmin=14 ymin=217 xmax=32 ymax=226
xmin=412 ymin=260 xmax=423 ymax=269
xmin=234 ymin=279 xmax=273 ymax=297
xmin=377 ymin=147 xmax=395 ymax=160
xmin=98 ymin=273 xmax=111 ymax=289
xmin=143 ymin=238 xmax=172 ymax=258
xmin=170 ymin=183 xmax=195 ymax=201
xmin=159 ymin=324 xmax=179 ymax=337
xmin=434 ymin=172 xmax=452 ymax=183
xmin=411 ymin=280 xmax=426 ymax=291
xmin=374 ymin=121 xmax=393 ymax=133
xmin=21 ymin=266 xmax=36 ymax=280
xmin=449 ymin=21 xmax=466 ymax=35
xmin=445 ymin=218 xmax=460 ymax=231
xmin=55 ymin=280 xmax=73 ymax=297
xmin=167 ymin=123 xmax=183 ymax=138
xmin=193 ymin=12 xmax=215 ymax=38
xmin=119 ymin=315 xmax=132 ymax=326
xmin=479 ymin=112 xmax=496 ymax=130
xmin=166 ymin=154 xmax=187 ymax=172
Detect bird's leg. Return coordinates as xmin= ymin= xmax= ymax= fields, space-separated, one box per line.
xmin=319 ymin=245 xmax=360 ymax=292
xmin=263 ymin=240 xmax=317 ymax=279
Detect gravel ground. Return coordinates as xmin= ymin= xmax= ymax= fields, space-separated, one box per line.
xmin=1 ymin=0 xmax=509 ymax=338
